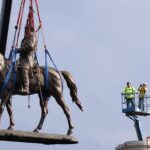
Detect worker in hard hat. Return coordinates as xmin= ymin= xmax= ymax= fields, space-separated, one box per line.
xmin=122 ymin=82 xmax=138 ymax=110
xmin=138 ymin=83 xmax=148 ymax=111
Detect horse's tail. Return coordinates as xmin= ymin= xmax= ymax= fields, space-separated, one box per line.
xmin=61 ymin=71 xmax=83 ymax=111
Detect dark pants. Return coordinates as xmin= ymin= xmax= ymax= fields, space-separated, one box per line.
xmin=126 ymin=98 xmax=135 ymax=110
xmin=139 ymin=98 xmax=144 ymax=111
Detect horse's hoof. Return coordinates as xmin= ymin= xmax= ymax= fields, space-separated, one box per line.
xmin=70 ymin=124 xmax=74 ymax=129
xmin=7 ymin=126 xmax=14 ymax=130
xmin=33 ymin=129 xmax=39 ymax=133
xmin=67 ymin=129 xmax=73 ymax=135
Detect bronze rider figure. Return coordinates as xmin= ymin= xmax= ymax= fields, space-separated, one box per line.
xmin=17 ymin=24 xmax=36 ymax=94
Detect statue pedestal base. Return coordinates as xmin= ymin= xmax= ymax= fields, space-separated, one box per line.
xmin=0 ymin=130 xmax=78 ymax=145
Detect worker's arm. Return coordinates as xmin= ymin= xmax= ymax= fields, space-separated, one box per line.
xmin=132 ymin=87 xmax=138 ymax=94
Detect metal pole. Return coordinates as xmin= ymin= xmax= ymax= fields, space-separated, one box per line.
xmin=0 ymin=0 xmax=12 ymax=55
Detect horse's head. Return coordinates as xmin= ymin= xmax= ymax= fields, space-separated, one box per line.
xmin=0 ymin=53 xmax=5 ymax=71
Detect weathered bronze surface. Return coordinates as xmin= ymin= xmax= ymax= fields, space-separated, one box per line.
xmin=0 ymin=53 xmax=83 ymax=135
xmin=17 ymin=25 xmax=37 ymax=94
xmin=0 ymin=130 xmax=78 ymax=144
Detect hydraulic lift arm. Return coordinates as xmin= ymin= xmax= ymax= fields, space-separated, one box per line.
xmin=127 ymin=115 xmax=143 ymax=141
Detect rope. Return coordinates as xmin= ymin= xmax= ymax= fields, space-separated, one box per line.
xmin=34 ymin=0 xmax=42 ymax=36
xmin=16 ymin=0 xmax=24 ymax=28
xmin=12 ymin=0 xmax=24 ymax=49
xmin=30 ymin=0 xmax=33 ymax=8
xmin=34 ymin=32 xmax=45 ymax=104
xmin=34 ymin=0 xmax=42 ymax=24
xmin=10 ymin=0 xmax=25 ymax=57
xmin=15 ymin=0 xmax=26 ymax=47
xmin=9 ymin=0 xmax=25 ymax=57
xmin=28 ymin=0 xmax=35 ymax=31
xmin=34 ymin=0 xmax=46 ymax=48
xmin=34 ymin=0 xmax=64 ymax=91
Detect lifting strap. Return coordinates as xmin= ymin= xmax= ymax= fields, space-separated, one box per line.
xmin=33 ymin=0 xmax=63 ymax=91
xmin=0 ymin=48 xmax=18 ymax=98
xmin=44 ymin=49 xmax=63 ymax=91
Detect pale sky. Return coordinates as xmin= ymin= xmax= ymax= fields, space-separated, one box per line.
xmin=1 ymin=0 xmax=150 ymax=149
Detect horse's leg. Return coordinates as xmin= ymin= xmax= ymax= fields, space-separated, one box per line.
xmin=54 ymin=93 xmax=74 ymax=135
xmin=0 ymin=91 xmax=10 ymax=126
xmin=0 ymin=101 xmax=5 ymax=125
xmin=33 ymin=94 xmax=49 ymax=133
xmin=6 ymin=98 xmax=15 ymax=130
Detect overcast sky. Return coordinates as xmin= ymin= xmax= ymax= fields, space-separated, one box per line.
xmin=1 ymin=0 xmax=150 ymax=149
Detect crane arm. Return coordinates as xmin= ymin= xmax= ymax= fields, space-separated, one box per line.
xmin=0 ymin=0 xmax=12 ymax=55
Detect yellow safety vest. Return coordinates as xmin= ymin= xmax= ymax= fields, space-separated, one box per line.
xmin=123 ymin=86 xmax=136 ymax=99
xmin=138 ymin=87 xmax=147 ymax=98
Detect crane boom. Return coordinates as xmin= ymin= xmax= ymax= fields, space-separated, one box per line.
xmin=0 ymin=0 xmax=12 ymax=55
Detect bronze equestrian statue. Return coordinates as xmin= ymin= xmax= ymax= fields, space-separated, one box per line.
xmin=0 ymin=24 xmax=83 ymax=135
xmin=0 ymin=53 xmax=83 ymax=134
xmin=0 ymin=0 xmax=83 ymax=135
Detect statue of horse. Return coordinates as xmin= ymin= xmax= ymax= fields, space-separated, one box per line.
xmin=0 ymin=53 xmax=83 ymax=135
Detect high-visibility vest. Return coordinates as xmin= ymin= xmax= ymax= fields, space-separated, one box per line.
xmin=123 ymin=86 xmax=136 ymax=99
xmin=138 ymin=86 xmax=147 ymax=98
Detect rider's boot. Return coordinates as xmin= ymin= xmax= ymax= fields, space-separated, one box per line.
xmin=19 ymin=69 xmax=29 ymax=94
